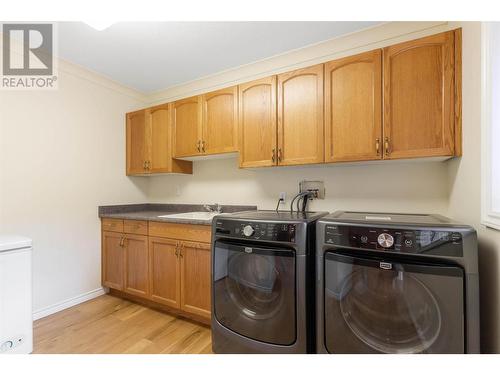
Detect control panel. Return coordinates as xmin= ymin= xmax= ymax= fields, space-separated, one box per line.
xmin=324 ymin=224 xmax=463 ymax=257
xmin=215 ymin=220 xmax=296 ymax=243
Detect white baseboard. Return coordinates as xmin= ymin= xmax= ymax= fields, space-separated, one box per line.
xmin=33 ymin=287 xmax=107 ymax=321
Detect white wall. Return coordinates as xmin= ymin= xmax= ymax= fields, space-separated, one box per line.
xmin=0 ymin=57 xmax=149 ymax=315
xmin=148 ymin=158 xmax=449 ymax=214
xmin=447 ymin=22 xmax=500 ymax=353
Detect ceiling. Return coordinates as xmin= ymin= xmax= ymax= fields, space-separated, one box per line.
xmin=56 ymin=22 xmax=381 ymax=93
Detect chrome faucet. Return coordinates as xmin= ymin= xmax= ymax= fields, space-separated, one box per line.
xmin=204 ymin=203 xmax=222 ymax=213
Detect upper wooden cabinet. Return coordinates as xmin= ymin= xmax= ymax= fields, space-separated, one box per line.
xmin=202 ymin=87 xmax=238 ymax=155
xmin=277 ymin=64 xmax=324 ymax=166
xmin=149 ymin=106 xmax=170 ymax=173
xmin=325 ymin=50 xmax=383 ymax=162
xmin=172 ymin=87 xmax=238 ymax=158
xmin=383 ymin=30 xmax=457 ymax=159
xmin=172 ymin=96 xmax=202 ymax=158
xmin=126 ymin=106 xmax=192 ymax=175
xmin=126 ymin=29 xmax=462 ymax=173
xmin=126 ymin=110 xmax=148 ymax=175
xmin=238 ymin=76 xmax=277 ymax=168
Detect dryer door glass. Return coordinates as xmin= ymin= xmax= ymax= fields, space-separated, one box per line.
xmin=213 ymin=241 xmax=296 ymax=345
xmin=324 ymin=252 xmax=464 ymax=353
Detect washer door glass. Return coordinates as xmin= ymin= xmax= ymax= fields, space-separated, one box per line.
xmin=214 ymin=241 xmax=296 ymax=345
xmin=324 ymin=252 xmax=464 ymax=353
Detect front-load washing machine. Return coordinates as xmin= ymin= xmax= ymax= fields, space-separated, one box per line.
xmin=316 ymin=211 xmax=480 ymax=354
xmin=211 ymin=210 xmax=327 ymax=353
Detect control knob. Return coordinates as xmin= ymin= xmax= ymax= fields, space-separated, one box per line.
xmin=377 ymin=233 xmax=394 ymax=248
xmin=242 ymin=225 xmax=255 ymax=237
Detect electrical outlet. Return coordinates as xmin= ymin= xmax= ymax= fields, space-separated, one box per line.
xmin=279 ymin=192 xmax=286 ymax=202
xmin=299 ymin=180 xmax=325 ymax=199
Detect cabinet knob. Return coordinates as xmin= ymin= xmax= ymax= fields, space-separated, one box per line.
xmin=196 ymin=141 xmax=201 ymax=153
xmin=201 ymin=140 xmax=206 ymax=153
xmin=375 ymin=138 xmax=380 ymax=155
xmin=272 ymin=149 xmax=276 ymax=163
xmin=278 ymin=148 xmax=282 ymax=163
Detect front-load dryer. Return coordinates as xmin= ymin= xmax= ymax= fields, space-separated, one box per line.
xmin=316 ymin=211 xmax=480 ymax=354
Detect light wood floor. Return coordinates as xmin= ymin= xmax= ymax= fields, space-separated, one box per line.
xmin=33 ymin=294 xmax=212 ymax=354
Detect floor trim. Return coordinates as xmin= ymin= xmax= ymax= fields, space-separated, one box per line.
xmin=33 ymin=287 xmax=107 ymax=321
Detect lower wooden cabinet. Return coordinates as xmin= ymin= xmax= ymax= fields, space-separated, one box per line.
xmin=149 ymin=237 xmax=181 ymax=309
xmin=123 ymin=234 xmax=149 ymax=298
xmin=102 ymin=231 xmax=125 ymax=290
xmin=148 ymin=237 xmax=211 ymax=320
xmin=102 ymin=230 xmax=149 ymax=297
xmin=180 ymin=241 xmax=211 ymax=319
xmin=102 ymin=220 xmax=212 ymax=324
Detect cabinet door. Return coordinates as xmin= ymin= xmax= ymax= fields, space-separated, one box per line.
xmin=148 ymin=105 xmax=170 ymax=173
xmin=383 ymin=31 xmax=455 ymax=159
xmin=126 ymin=110 xmax=148 ymax=175
xmin=238 ymin=76 xmax=277 ymax=168
xmin=149 ymin=237 xmax=181 ymax=309
xmin=123 ymin=234 xmax=149 ymax=297
xmin=102 ymin=231 xmax=124 ymax=290
xmin=180 ymin=241 xmax=211 ymax=319
xmin=172 ymin=96 xmax=202 ymax=157
xmin=202 ymin=86 xmax=238 ymax=155
xmin=277 ymin=64 xmax=324 ymax=166
xmin=325 ymin=50 xmax=383 ymax=162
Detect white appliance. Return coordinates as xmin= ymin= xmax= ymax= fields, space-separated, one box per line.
xmin=0 ymin=235 xmax=33 ymax=354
